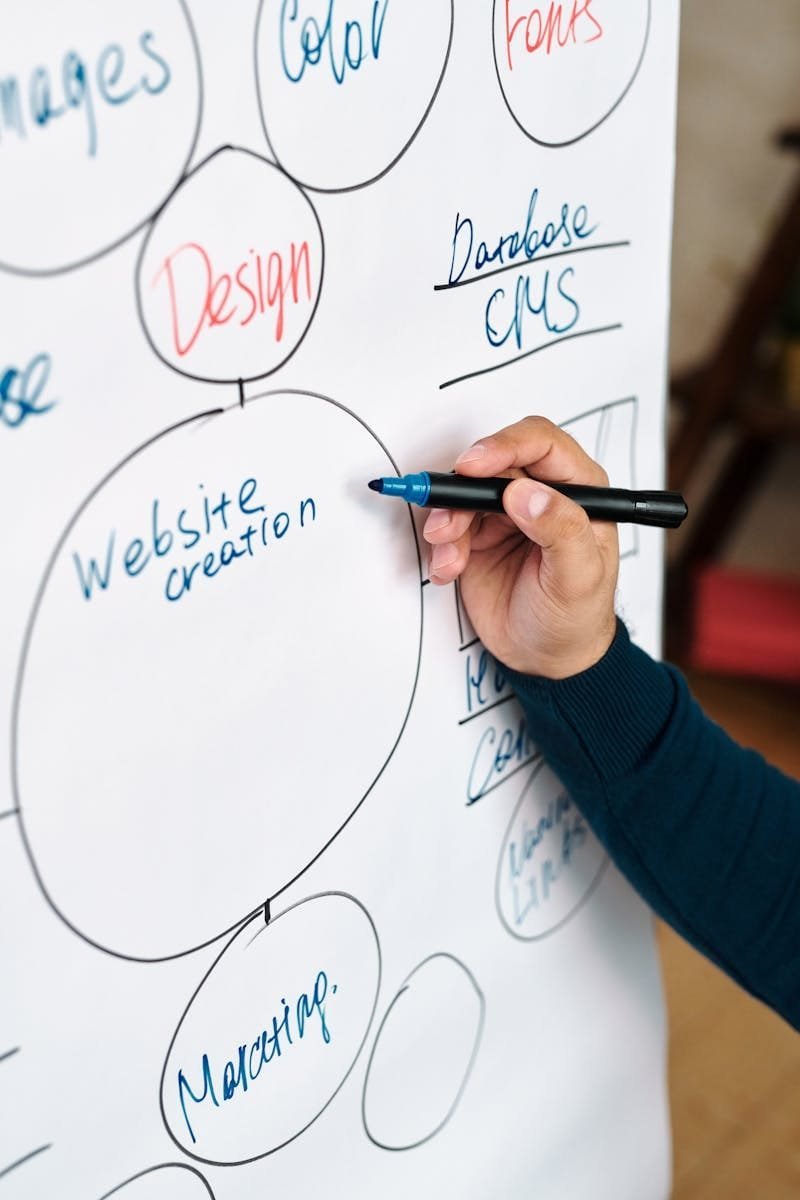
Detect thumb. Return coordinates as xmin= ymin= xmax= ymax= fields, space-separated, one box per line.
xmin=503 ymin=477 xmax=601 ymax=597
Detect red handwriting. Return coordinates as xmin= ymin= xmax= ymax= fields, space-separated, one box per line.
xmin=504 ymin=1 xmax=603 ymax=69
xmin=152 ymin=241 xmax=314 ymax=357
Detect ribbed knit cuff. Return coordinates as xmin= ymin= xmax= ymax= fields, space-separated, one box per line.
xmin=504 ymin=618 xmax=679 ymax=785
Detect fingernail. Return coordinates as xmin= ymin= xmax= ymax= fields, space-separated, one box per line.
xmin=506 ymin=479 xmax=549 ymax=521
xmin=430 ymin=542 xmax=458 ymax=573
xmin=424 ymin=508 xmax=450 ymax=534
xmin=454 ymin=442 xmax=486 ymax=466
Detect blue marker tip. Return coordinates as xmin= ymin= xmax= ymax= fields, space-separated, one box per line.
xmin=367 ymin=473 xmax=432 ymax=505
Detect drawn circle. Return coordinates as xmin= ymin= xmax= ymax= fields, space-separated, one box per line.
xmin=161 ymin=893 xmax=381 ymax=1164
xmin=362 ymin=954 xmax=484 ymax=1150
xmin=99 ymin=1164 xmax=214 ymax=1200
xmin=13 ymin=390 xmax=422 ymax=961
xmin=492 ymin=0 xmax=650 ymax=147
xmin=495 ymin=760 xmax=607 ymax=940
xmin=0 ymin=0 xmax=202 ymax=276
xmin=255 ymin=0 xmax=454 ymax=192
xmin=136 ymin=146 xmax=324 ymax=383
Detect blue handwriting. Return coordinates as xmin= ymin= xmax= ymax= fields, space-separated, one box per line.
xmin=0 ymin=352 xmax=56 ymax=429
xmin=177 ymin=970 xmax=334 ymax=1145
xmin=506 ymin=792 xmax=588 ymax=925
xmin=485 ymin=265 xmax=580 ymax=349
xmin=71 ymin=476 xmax=317 ymax=605
xmin=448 ymin=187 xmax=596 ymax=286
xmin=467 ymin=715 xmax=535 ymax=804
xmin=280 ymin=0 xmax=390 ymax=85
xmin=465 ymin=646 xmax=511 ymax=716
xmin=0 ymin=32 xmax=170 ymax=158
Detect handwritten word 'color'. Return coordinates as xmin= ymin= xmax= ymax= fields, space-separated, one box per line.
xmin=0 ymin=32 xmax=171 ymax=158
xmin=152 ymin=241 xmax=315 ymax=356
xmin=280 ymin=0 xmax=390 ymax=85
xmin=503 ymin=1 xmax=603 ymax=69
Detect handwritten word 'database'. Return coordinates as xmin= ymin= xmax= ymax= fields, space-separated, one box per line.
xmin=152 ymin=241 xmax=315 ymax=357
xmin=503 ymin=1 xmax=603 ymax=69
xmin=177 ymin=970 xmax=335 ymax=1145
xmin=448 ymin=186 xmax=597 ymax=286
xmin=0 ymin=352 xmax=56 ymax=430
xmin=72 ymin=474 xmax=317 ymax=605
xmin=280 ymin=0 xmax=390 ymax=85
xmin=0 ymin=32 xmax=171 ymax=158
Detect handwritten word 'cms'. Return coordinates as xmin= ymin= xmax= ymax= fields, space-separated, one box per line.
xmin=503 ymin=1 xmax=603 ymax=69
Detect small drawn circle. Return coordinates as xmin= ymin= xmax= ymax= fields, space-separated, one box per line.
xmin=496 ymin=760 xmax=607 ymax=940
xmin=161 ymin=893 xmax=381 ymax=1164
xmin=362 ymin=953 xmax=484 ymax=1150
xmin=136 ymin=146 xmax=324 ymax=383
xmin=0 ymin=0 xmax=202 ymax=276
xmin=255 ymin=0 xmax=454 ymax=192
xmin=492 ymin=0 xmax=650 ymax=147
xmin=13 ymin=391 xmax=422 ymax=960
xmin=99 ymin=1164 xmax=214 ymax=1200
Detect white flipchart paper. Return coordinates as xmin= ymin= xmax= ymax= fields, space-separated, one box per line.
xmin=1 ymin=2 xmax=678 ymax=1196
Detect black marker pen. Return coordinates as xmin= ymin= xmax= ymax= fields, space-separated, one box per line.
xmin=368 ymin=471 xmax=687 ymax=529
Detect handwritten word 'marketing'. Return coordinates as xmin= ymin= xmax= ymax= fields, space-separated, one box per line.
xmin=177 ymin=969 xmax=334 ymax=1145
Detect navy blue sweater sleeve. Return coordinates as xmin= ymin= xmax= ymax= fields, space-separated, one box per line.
xmin=504 ymin=619 xmax=800 ymax=1030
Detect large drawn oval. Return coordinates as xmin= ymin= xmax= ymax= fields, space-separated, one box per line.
xmin=493 ymin=0 xmax=650 ymax=147
xmin=161 ymin=893 xmax=381 ymax=1164
xmin=99 ymin=1164 xmax=214 ymax=1200
xmin=13 ymin=391 xmax=422 ymax=960
xmin=0 ymin=0 xmax=201 ymax=275
xmin=255 ymin=0 xmax=454 ymax=192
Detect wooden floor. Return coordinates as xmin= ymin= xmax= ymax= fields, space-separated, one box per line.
xmin=659 ymin=669 xmax=800 ymax=1199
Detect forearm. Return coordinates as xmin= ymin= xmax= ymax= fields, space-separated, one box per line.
xmin=505 ymin=620 xmax=800 ymax=1030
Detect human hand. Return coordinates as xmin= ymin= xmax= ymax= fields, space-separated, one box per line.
xmin=422 ymin=416 xmax=619 ymax=679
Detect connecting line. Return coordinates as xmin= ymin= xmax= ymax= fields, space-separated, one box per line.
xmin=439 ymin=323 xmax=623 ymax=390
xmin=0 ymin=1046 xmax=20 ymax=1064
xmin=0 ymin=1144 xmax=52 ymax=1182
xmin=433 ymin=239 xmax=631 ymax=292
xmin=458 ymin=694 xmax=515 ymax=726
xmin=0 ymin=807 xmax=18 ymax=821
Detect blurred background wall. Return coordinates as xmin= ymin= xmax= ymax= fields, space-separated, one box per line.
xmin=662 ymin=4 xmax=800 ymax=1196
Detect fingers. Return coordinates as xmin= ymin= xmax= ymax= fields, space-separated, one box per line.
xmin=502 ymin=477 xmax=608 ymax=600
xmin=428 ymin=522 xmax=472 ymax=585
xmin=455 ymin=415 xmax=609 ymax=487
xmin=422 ymin=506 xmax=474 ymax=546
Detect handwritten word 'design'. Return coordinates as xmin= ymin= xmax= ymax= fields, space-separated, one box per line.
xmin=503 ymin=1 xmax=603 ymax=68
xmin=152 ymin=241 xmax=315 ymax=356
xmin=137 ymin=148 xmax=323 ymax=382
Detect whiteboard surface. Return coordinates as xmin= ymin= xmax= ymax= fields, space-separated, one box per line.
xmin=1 ymin=2 xmax=678 ymax=1196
